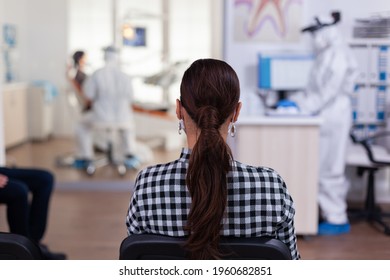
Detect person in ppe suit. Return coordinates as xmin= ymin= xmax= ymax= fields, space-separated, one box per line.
xmin=289 ymin=12 xmax=358 ymax=235
xmin=75 ymin=46 xmax=139 ymax=170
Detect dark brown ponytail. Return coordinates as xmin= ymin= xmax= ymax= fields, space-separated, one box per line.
xmin=180 ymin=59 xmax=240 ymax=259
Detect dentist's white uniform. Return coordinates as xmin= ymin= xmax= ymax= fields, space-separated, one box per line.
xmin=76 ymin=48 xmax=136 ymax=161
xmin=291 ymin=24 xmax=357 ymax=224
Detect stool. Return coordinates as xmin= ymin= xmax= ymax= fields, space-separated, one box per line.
xmin=85 ymin=121 xmax=138 ymax=176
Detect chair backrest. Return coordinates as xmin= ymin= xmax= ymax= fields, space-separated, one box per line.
xmin=348 ymin=131 xmax=390 ymax=167
xmin=0 ymin=232 xmax=43 ymax=260
xmin=119 ymin=234 xmax=292 ymax=260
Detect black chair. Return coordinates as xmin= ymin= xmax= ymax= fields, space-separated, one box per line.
xmin=0 ymin=232 xmax=43 ymax=260
xmin=119 ymin=234 xmax=292 ymax=260
xmin=347 ymin=131 xmax=390 ymax=235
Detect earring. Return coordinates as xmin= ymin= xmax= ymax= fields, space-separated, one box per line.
xmin=178 ymin=119 xmax=185 ymax=135
xmin=228 ymin=122 xmax=236 ymax=137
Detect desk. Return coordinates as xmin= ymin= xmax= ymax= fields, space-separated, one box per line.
xmin=132 ymin=104 xmax=185 ymax=151
xmin=231 ymin=116 xmax=322 ymax=235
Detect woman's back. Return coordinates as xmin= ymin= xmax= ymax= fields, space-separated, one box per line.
xmin=126 ymin=148 xmax=299 ymax=259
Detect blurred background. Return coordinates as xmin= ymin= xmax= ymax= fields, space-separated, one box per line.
xmin=1 ymin=0 xmax=390 ymax=259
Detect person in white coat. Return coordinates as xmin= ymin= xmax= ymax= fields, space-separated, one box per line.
xmin=290 ymin=13 xmax=357 ymax=235
xmin=75 ymin=46 xmax=139 ymax=169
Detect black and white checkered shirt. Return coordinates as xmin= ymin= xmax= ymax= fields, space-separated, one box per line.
xmin=126 ymin=148 xmax=300 ymax=260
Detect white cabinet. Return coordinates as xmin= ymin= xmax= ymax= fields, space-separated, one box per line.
xmin=232 ymin=117 xmax=322 ymax=236
xmin=27 ymin=85 xmax=54 ymax=140
xmin=348 ymin=40 xmax=390 ymax=203
xmin=2 ymin=83 xmax=28 ymax=148
xmin=2 ymin=83 xmax=55 ymax=148
xmin=350 ymin=39 xmax=390 ymax=126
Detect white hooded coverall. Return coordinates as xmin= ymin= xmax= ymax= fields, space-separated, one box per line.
xmin=291 ymin=25 xmax=357 ymax=224
xmin=76 ymin=50 xmax=136 ymax=161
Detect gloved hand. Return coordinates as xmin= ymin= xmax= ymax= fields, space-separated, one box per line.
xmin=274 ymin=99 xmax=300 ymax=115
xmin=276 ymin=99 xmax=299 ymax=109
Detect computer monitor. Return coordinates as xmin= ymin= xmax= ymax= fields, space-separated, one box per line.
xmin=123 ymin=26 xmax=146 ymax=47
xmin=258 ymin=52 xmax=314 ymax=91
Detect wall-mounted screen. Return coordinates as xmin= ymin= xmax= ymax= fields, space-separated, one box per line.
xmin=123 ymin=25 xmax=146 ymax=47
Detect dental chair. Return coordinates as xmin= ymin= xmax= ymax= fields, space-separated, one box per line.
xmin=346 ymin=131 xmax=390 ymax=235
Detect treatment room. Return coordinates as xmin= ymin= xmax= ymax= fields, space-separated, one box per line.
xmin=1 ymin=0 xmax=390 ymax=260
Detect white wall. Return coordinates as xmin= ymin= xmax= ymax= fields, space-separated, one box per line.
xmin=2 ymin=0 xmax=67 ymax=87
xmin=68 ymin=0 xmax=112 ymax=72
xmin=1 ymin=0 xmax=69 ymax=136
xmin=2 ymin=0 xmax=27 ymax=83
xmin=167 ymin=0 xmax=213 ymax=103
xmin=169 ymin=0 xmax=211 ymax=63
xmin=23 ymin=0 xmax=68 ymax=136
xmin=211 ymin=0 xmax=224 ymax=59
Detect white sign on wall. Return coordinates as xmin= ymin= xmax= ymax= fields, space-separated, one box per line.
xmin=233 ymin=0 xmax=304 ymax=43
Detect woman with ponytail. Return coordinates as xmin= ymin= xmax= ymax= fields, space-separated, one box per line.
xmin=126 ymin=59 xmax=300 ymax=260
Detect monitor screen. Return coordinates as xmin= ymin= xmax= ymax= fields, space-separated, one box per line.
xmin=123 ymin=26 xmax=146 ymax=47
xmin=258 ymin=52 xmax=314 ymax=91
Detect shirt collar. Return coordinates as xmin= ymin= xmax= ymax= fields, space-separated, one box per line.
xmin=179 ymin=147 xmax=191 ymax=162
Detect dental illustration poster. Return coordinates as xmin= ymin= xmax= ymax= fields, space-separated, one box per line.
xmin=233 ymin=0 xmax=303 ymax=42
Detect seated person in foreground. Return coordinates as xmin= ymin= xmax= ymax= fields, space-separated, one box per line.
xmin=0 ymin=167 xmax=66 ymax=259
xmin=126 ymin=58 xmax=300 ymax=260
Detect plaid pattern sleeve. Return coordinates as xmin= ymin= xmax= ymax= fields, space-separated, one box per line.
xmin=126 ymin=148 xmax=300 ymax=260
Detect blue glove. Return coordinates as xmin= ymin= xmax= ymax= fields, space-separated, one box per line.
xmin=276 ymin=99 xmax=298 ymax=108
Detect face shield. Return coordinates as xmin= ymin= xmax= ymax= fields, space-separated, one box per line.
xmin=103 ymin=46 xmax=119 ymax=64
xmin=312 ymin=26 xmax=340 ymax=52
xmin=302 ymin=13 xmax=342 ymax=54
